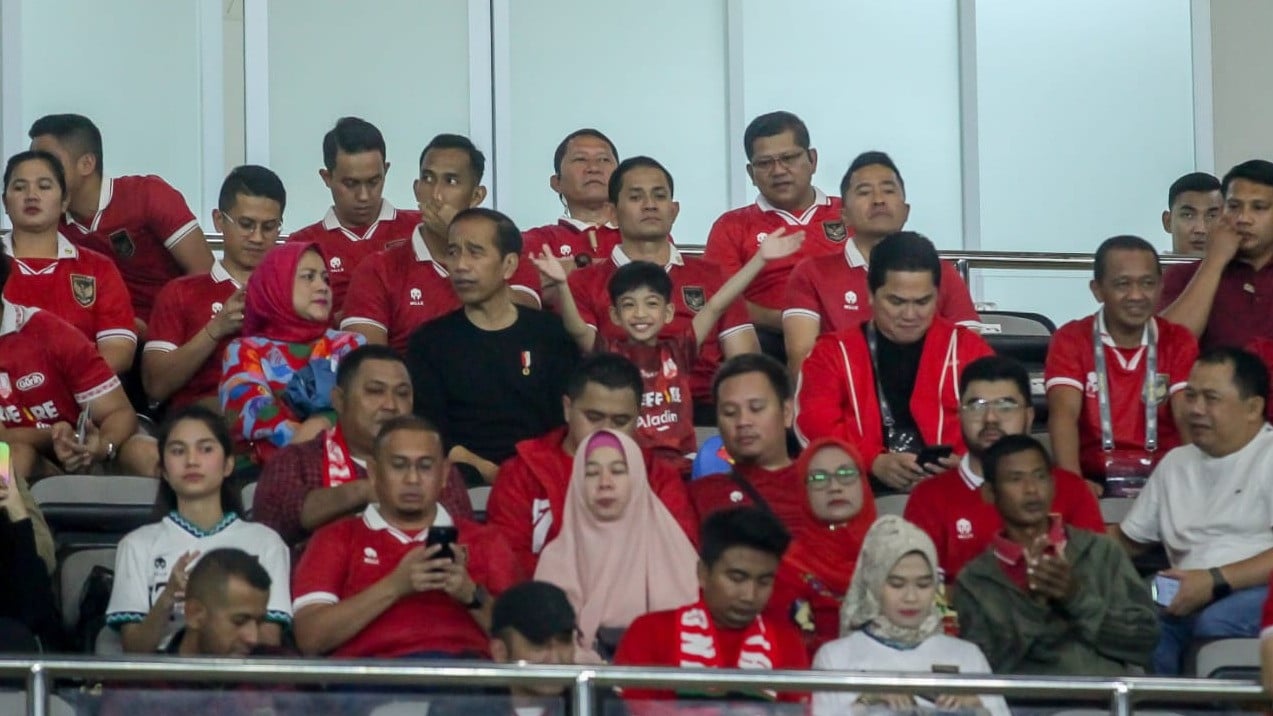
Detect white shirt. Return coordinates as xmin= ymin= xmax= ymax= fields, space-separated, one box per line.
xmin=1121 ymin=424 xmax=1273 ymax=570
xmin=812 ymin=630 xmax=1011 ymax=716
xmin=105 ymin=513 xmax=293 ymax=643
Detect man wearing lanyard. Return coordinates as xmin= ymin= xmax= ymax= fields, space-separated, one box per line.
xmin=1045 ymin=236 xmax=1198 ymax=496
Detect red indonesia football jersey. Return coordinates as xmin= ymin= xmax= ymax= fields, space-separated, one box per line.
xmin=0 ymin=304 xmax=119 ymax=429
xmin=286 ymin=201 xmax=422 ymax=319
xmin=61 ymin=175 xmax=201 ymax=322
xmin=595 ymin=332 xmax=697 ymax=458
xmin=704 ymin=191 xmax=846 ymax=310
xmin=566 ymin=244 xmax=753 ymax=403
xmin=340 ymin=230 xmax=543 ymax=354
xmin=522 ymin=218 xmax=623 ymax=262
xmin=1 ymin=234 xmax=136 ymax=345
xmin=144 ymin=262 xmax=242 ymax=409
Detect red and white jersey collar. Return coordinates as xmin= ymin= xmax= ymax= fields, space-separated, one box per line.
xmin=65 ymin=178 xmax=115 ymax=233
xmin=361 ymin=502 xmax=453 ymax=544
xmin=560 ymin=215 xmax=618 ymax=231
xmin=1095 ymin=310 xmax=1154 ymax=371
xmin=610 ymin=242 xmax=684 ymax=270
xmin=957 ymin=453 xmax=984 ymax=490
xmin=320 ymin=199 xmax=399 ymax=240
xmin=843 ymin=239 xmax=869 ymax=269
xmin=0 ymin=302 xmax=37 ymax=337
xmin=1 ymin=233 xmax=81 ymax=270
xmin=410 ymin=226 xmax=450 ymax=278
xmin=755 ymin=187 xmax=832 ymax=226
xmin=209 ymin=260 xmax=244 ymax=289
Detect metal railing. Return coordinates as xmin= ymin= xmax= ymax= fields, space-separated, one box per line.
xmin=0 ymin=656 xmax=1264 ymax=716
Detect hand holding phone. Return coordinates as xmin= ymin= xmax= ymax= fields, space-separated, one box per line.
xmin=1152 ymin=574 xmax=1181 ymax=607
xmin=75 ymin=411 xmax=91 ymax=446
xmin=916 ymin=444 xmax=954 ymax=468
xmin=425 ymin=525 xmax=459 ymax=563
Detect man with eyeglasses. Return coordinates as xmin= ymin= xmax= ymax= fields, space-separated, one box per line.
xmin=705 ymin=111 xmax=845 ymax=358
xmin=783 ymin=151 xmax=979 ymax=376
xmin=1045 ymin=236 xmax=1197 ymax=496
xmin=906 ymin=356 xmax=1103 ymax=586
xmin=143 ymin=165 xmax=285 ymax=411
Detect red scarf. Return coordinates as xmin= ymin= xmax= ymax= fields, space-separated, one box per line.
xmin=243 ymin=241 xmax=330 ymax=343
xmin=321 ymin=426 xmax=358 ymax=489
xmin=675 ymin=599 xmax=776 ymax=673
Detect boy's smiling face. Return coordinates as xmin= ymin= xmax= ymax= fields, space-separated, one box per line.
xmin=609 ymin=286 xmax=675 ymax=344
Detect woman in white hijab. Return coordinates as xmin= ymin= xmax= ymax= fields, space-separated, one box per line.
xmin=812 ymin=515 xmax=1010 ymax=716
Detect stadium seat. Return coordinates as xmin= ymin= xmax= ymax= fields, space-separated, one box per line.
xmin=468 ymin=485 xmax=491 ymax=516
xmin=1099 ymin=497 xmax=1135 ymax=525
xmin=95 ymin=625 xmax=124 ymax=656
xmin=241 ymin=481 xmax=257 ymax=518
xmin=369 ymin=700 xmax=433 ymax=715
xmin=32 ymin=474 xmax=158 ymax=536
xmin=0 ymin=690 xmax=77 ymax=716
xmin=978 ymin=310 xmax=1055 ymax=426
xmin=876 ymin=493 xmax=909 ymax=518
xmin=58 ymin=547 xmax=116 ymax=634
xmin=1191 ymin=638 xmax=1260 ymax=679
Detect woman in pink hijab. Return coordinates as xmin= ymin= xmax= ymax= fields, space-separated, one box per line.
xmin=534 ymin=429 xmax=699 ymax=662
xmin=219 ymin=241 xmax=364 ymax=467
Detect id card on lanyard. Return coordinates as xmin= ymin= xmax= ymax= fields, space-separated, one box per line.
xmin=1094 ymin=317 xmax=1161 ymax=496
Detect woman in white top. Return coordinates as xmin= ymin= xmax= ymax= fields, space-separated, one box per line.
xmin=106 ymin=405 xmax=291 ymax=653
xmin=813 ymin=515 xmax=1010 ymax=716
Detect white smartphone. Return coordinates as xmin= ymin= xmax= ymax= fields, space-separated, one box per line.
xmin=75 ymin=411 xmax=91 ymax=445
xmin=1152 ymin=574 xmax=1180 ymax=607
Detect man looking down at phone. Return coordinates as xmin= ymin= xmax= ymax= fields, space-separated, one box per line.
xmin=905 ymin=356 xmax=1103 ymax=586
xmin=954 ymin=435 xmax=1157 ymax=676
xmin=795 ymin=231 xmax=993 ymax=494
xmin=292 ymin=414 xmax=518 ymax=658
xmin=1113 ymin=347 xmax=1273 ymax=675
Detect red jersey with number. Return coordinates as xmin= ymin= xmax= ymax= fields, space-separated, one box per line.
xmin=595 ymin=331 xmax=697 ymax=460
xmin=567 ymin=244 xmax=753 ymax=403
xmin=785 ymin=243 xmax=981 ymax=333
xmin=1 ymin=234 xmax=136 ymax=346
xmin=61 ymin=175 xmax=200 ymax=322
xmin=144 ymin=261 xmax=243 ymax=409
xmin=705 ymin=190 xmax=847 ymax=310
xmin=286 ymin=201 xmax=421 ymax=320
xmin=0 ymin=304 xmax=120 ymax=429
xmin=904 ymin=458 xmax=1105 ymax=584
xmin=292 ymin=505 xmax=520 ymax=658
xmin=340 ymin=228 xmax=542 ymax=354
xmin=1044 ymin=314 xmax=1197 ymax=478
xmin=522 ymin=217 xmax=623 ymax=263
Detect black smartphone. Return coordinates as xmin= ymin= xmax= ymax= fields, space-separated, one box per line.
xmin=916 ymin=444 xmax=955 ymax=467
xmin=425 ymin=525 xmax=459 ymax=561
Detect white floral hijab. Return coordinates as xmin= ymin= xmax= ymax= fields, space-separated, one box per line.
xmin=839 ymin=515 xmax=943 ymax=647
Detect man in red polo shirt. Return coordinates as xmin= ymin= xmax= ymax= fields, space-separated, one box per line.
xmin=795 ymin=232 xmax=993 ymax=494
xmin=487 ymin=353 xmax=697 ymax=575
xmin=1048 ymin=236 xmax=1197 ymax=493
xmin=689 ymin=354 xmax=806 ymax=529
xmin=1160 ymin=159 xmax=1273 ymax=351
xmin=905 ymin=355 xmax=1104 ymax=585
xmin=143 ymin=165 xmax=283 ymax=410
xmin=522 ymin=128 xmax=623 ymax=265
xmin=566 ymin=156 xmax=758 ymax=404
xmin=286 ymin=117 xmax=421 ymax=320
xmin=341 ymin=134 xmax=540 ymax=353
xmin=706 ymin=111 xmax=846 ymax=358
xmin=292 ymin=415 xmax=518 ymax=659
xmin=784 ymin=151 xmax=979 ymax=376
xmin=28 ymin=113 xmax=213 ymax=325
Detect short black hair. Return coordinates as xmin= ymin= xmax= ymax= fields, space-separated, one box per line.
xmin=1093 ymin=235 xmax=1161 ymax=282
xmin=743 ymin=111 xmax=810 ymax=161
xmin=336 ymin=344 xmax=406 ymax=391
xmin=372 ymin=414 xmax=442 ymax=458
xmin=608 ymin=156 xmax=674 ymax=205
xmin=700 ymin=507 xmax=791 ymax=567
xmin=840 ymin=150 xmax=905 ymax=197
xmin=450 ymin=207 xmax=523 ymax=257
xmin=218 ymin=165 xmax=286 ymax=214
xmin=1222 ymin=159 xmax=1273 ymax=196
xmin=28 ymin=113 xmax=104 ymax=175
xmin=1168 ymin=172 xmax=1221 ymax=209
xmin=867 ymin=231 xmax=940 ymax=294
xmin=982 ymin=434 xmax=1053 ymax=487
xmin=322 ymin=117 xmax=386 ymax=171
xmin=4 ymin=150 xmax=67 ymax=198
xmin=553 ymin=129 xmax=618 ymax=175
xmin=1195 ymin=346 xmax=1270 ymax=406
xmin=564 ymin=353 xmax=642 ymax=403
xmin=186 ymin=548 xmax=272 ymax=606
xmin=419 ymin=133 xmax=486 ymax=184
xmin=959 ymin=355 xmax=1032 ymax=403
xmin=712 ymin=353 xmax=792 ymax=405
xmin=607 ymin=261 xmax=672 ymax=305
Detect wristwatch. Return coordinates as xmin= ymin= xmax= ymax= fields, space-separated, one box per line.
xmin=465 ymin=585 xmax=489 ymax=610
xmin=1209 ymin=567 xmax=1232 ymax=601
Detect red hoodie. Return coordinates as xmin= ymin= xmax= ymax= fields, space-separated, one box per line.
xmin=487 ymin=426 xmax=699 ymax=575
xmin=795 ymin=317 xmax=994 ymax=466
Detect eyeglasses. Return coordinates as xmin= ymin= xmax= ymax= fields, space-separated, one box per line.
xmin=750 ymin=150 xmax=808 ymax=173
xmin=223 ymin=212 xmax=282 ymax=237
xmin=806 ymin=466 xmax=860 ymax=489
xmin=959 ymin=398 xmax=1024 ymax=416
